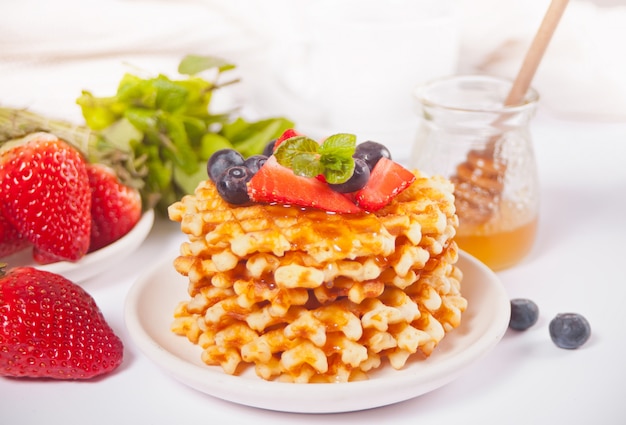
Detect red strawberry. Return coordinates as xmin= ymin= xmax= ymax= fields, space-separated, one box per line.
xmin=0 ymin=265 xmax=124 ymax=379
xmin=87 ymin=164 xmax=142 ymax=252
xmin=0 ymin=133 xmax=91 ymax=262
xmin=273 ymin=128 xmax=301 ymax=152
xmin=32 ymin=246 xmax=65 ymax=265
xmin=247 ymin=156 xmax=362 ymax=214
xmin=354 ymin=157 xmax=416 ymax=212
xmin=0 ymin=212 xmax=29 ymax=258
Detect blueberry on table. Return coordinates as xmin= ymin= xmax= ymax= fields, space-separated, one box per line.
xmin=329 ymin=158 xmax=370 ymax=193
xmin=549 ymin=313 xmax=591 ymax=349
xmin=216 ymin=166 xmax=254 ymax=204
xmin=354 ymin=141 xmax=392 ymax=171
xmin=509 ymin=298 xmax=539 ymax=331
xmin=208 ymin=149 xmax=245 ymax=182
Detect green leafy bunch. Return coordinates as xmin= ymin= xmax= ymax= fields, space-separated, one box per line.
xmin=76 ymin=55 xmax=294 ymax=213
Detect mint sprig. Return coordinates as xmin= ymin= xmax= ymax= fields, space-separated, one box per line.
xmin=274 ymin=133 xmax=356 ymax=184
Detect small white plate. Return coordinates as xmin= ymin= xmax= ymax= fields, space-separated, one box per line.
xmin=2 ymin=210 xmax=154 ymax=283
xmin=125 ymin=250 xmax=510 ymax=413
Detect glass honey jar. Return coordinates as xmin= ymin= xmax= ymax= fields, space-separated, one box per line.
xmin=411 ymin=75 xmax=540 ymax=271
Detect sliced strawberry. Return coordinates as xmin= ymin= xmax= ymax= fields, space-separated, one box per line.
xmin=354 ymin=157 xmax=416 ymax=212
xmin=247 ymin=156 xmax=362 ymax=214
xmin=87 ymin=163 xmax=142 ymax=252
xmin=0 ymin=133 xmax=91 ymax=262
xmin=273 ymin=128 xmax=301 ymax=152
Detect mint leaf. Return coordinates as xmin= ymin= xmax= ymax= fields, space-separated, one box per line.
xmin=274 ymin=136 xmax=320 ymax=169
xmin=198 ymin=133 xmax=234 ymax=160
xmin=321 ymin=155 xmax=354 ymax=184
xmin=153 ymin=76 xmax=189 ymax=112
xmin=319 ymin=133 xmax=356 ymax=158
xmin=76 ymin=91 xmax=121 ymax=130
xmin=117 ymin=74 xmax=157 ymax=108
xmin=273 ymin=133 xmax=357 ymax=183
xmin=123 ymin=107 xmax=157 ymax=133
xmin=177 ymin=77 xmax=214 ymax=117
xmin=99 ymin=117 xmax=142 ymax=152
xmin=227 ymin=117 xmax=295 ymax=158
xmin=162 ymin=115 xmax=199 ymax=174
xmin=173 ymin=160 xmax=208 ymax=195
xmin=178 ymin=54 xmax=236 ymax=75
xmin=291 ymin=152 xmax=323 ymax=177
xmin=274 ymin=136 xmax=322 ymax=177
xmin=319 ymin=133 xmax=356 ymax=183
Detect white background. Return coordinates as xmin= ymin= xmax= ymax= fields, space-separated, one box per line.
xmin=1 ymin=0 xmax=625 ymax=423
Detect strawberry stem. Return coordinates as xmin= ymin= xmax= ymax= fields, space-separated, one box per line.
xmin=0 ymin=107 xmax=97 ymax=157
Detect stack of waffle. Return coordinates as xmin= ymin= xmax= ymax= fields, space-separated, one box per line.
xmin=168 ymin=170 xmax=467 ymax=383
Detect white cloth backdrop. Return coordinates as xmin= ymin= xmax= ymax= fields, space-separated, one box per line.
xmin=1 ymin=0 xmax=624 ymax=122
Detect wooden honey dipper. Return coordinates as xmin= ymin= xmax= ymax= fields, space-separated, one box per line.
xmin=452 ymin=0 xmax=569 ymax=225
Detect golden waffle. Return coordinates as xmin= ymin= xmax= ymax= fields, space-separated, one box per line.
xmin=168 ymin=169 xmax=467 ymax=382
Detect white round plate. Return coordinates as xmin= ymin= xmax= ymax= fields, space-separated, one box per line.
xmin=2 ymin=210 xmax=154 ymax=283
xmin=124 ymin=250 xmax=510 ymax=413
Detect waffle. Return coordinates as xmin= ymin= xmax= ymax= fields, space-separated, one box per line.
xmin=168 ymin=169 xmax=467 ymax=382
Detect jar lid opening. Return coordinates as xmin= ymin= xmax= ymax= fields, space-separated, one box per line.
xmin=415 ymin=75 xmax=539 ymax=113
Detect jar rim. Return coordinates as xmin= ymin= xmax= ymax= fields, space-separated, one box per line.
xmin=414 ymin=74 xmax=540 ymax=113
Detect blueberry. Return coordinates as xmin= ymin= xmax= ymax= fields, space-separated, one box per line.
xmin=329 ymin=158 xmax=370 ymax=193
xmin=207 ymin=149 xmax=244 ymax=182
xmin=216 ymin=166 xmax=253 ymax=204
xmin=354 ymin=141 xmax=391 ymax=171
xmin=244 ymin=155 xmax=268 ymax=175
xmin=262 ymin=139 xmax=276 ymax=157
xmin=549 ymin=313 xmax=591 ymax=349
xmin=509 ymin=298 xmax=539 ymax=331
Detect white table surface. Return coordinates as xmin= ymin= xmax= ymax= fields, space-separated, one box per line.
xmin=1 ymin=60 xmax=626 ymax=424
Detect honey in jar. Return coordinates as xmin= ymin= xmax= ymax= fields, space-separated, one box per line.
xmin=454 ymin=202 xmax=538 ymax=271
xmin=411 ymin=75 xmax=540 ymax=271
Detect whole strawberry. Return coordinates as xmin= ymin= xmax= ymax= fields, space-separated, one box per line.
xmin=0 ymin=133 xmax=91 ymax=263
xmin=0 ymin=265 xmax=124 ymax=379
xmin=0 ymin=213 xmax=29 ymax=258
xmin=87 ymin=163 xmax=142 ymax=252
